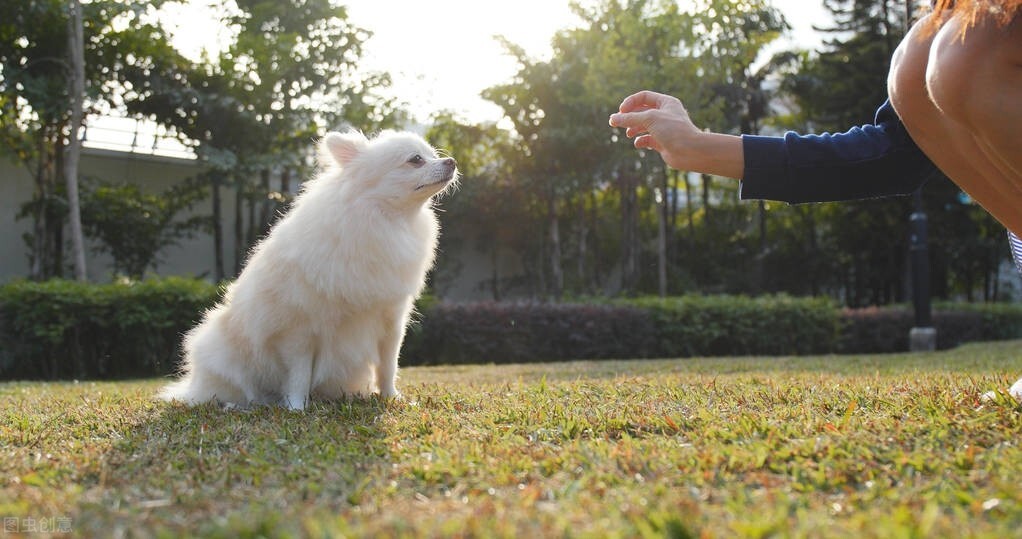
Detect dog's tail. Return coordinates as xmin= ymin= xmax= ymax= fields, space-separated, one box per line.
xmin=158 ymin=375 xmax=194 ymax=403
xmin=159 ymin=366 xmax=248 ymax=406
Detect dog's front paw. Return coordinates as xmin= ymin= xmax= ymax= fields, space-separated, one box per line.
xmin=281 ymin=394 xmax=309 ymax=411
xmin=981 ymin=377 xmax=1022 ymax=403
xmin=1010 ymin=377 xmax=1022 ymax=401
xmin=379 ymin=388 xmax=403 ymax=401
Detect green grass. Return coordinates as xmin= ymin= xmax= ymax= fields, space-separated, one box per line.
xmin=3 ymin=342 xmax=1022 ymax=538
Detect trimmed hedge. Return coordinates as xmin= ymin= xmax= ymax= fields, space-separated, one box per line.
xmin=401 ymin=295 xmax=840 ymax=365
xmin=622 ymin=295 xmax=841 ymax=358
xmin=838 ymin=303 xmax=1022 ymax=353
xmin=2 ymin=278 xmax=1021 ymax=380
xmin=403 ymin=302 xmax=657 ymax=365
xmin=0 ymin=278 xmax=220 ymax=380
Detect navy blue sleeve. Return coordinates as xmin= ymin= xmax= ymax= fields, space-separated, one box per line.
xmin=739 ymin=101 xmax=940 ymax=204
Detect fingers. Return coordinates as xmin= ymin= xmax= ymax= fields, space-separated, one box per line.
xmin=625 ymin=125 xmax=647 ymax=139
xmin=610 ymin=91 xmax=683 ymax=130
xmin=609 ymin=110 xmax=647 ymax=129
xmin=617 ymin=90 xmax=673 ymax=114
xmin=634 ymin=134 xmax=657 ymax=151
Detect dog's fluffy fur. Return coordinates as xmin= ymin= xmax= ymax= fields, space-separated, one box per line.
xmin=161 ymin=130 xmax=457 ymax=409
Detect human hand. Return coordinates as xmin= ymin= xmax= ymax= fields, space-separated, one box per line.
xmin=609 ymin=90 xmax=743 ymax=178
xmin=608 ymin=91 xmax=701 ymax=169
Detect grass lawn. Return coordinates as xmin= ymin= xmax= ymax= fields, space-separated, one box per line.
xmin=2 ymin=341 xmax=1022 ymax=538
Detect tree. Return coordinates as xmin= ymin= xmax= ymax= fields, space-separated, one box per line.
xmin=577 ymin=0 xmax=698 ymax=296
xmin=485 ymin=0 xmax=701 ymax=297
xmin=0 ymin=0 xmax=174 ymax=280
xmin=80 ymin=177 xmax=210 ymax=279
xmin=125 ymin=0 xmax=404 ymax=279
xmin=426 ymin=113 xmax=534 ymax=299
xmin=781 ymin=0 xmax=912 ymax=305
xmin=674 ymin=0 xmax=789 ymax=293
xmin=477 ymin=0 xmax=796 ymax=298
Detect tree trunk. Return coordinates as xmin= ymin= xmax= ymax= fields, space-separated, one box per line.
xmin=246 ymin=192 xmax=256 ymax=248
xmin=753 ymin=199 xmax=767 ymax=293
xmin=701 ymin=173 xmax=712 ymax=224
xmin=30 ymin=137 xmax=48 ymax=280
xmin=490 ymin=247 xmax=501 ymax=301
xmin=234 ymin=175 xmax=245 ymax=276
xmin=655 ymin=167 xmax=670 ymax=297
xmin=64 ymin=0 xmax=87 ymax=281
xmin=589 ymin=188 xmax=602 ymax=291
xmin=258 ymin=168 xmax=272 ymax=237
xmin=669 ymin=169 xmax=679 ymax=230
xmin=576 ymin=194 xmax=588 ymax=292
xmin=211 ymin=172 xmax=225 ymax=281
xmin=281 ymin=167 xmax=291 ymax=195
xmin=620 ymin=171 xmax=639 ymax=294
xmin=548 ymin=194 xmax=563 ymax=299
xmin=656 ymin=186 xmax=668 ymax=297
xmin=47 ymin=135 xmax=64 ymax=278
xmin=805 ymin=206 xmax=820 ymax=296
xmin=684 ymin=171 xmax=694 ymax=238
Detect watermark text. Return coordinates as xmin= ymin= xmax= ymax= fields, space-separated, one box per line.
xmin=3 ymin=517 xmax=72 ymax=534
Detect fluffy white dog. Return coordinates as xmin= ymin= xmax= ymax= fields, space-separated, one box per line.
xmin=161 ymin=130 xmax=458 ymax=409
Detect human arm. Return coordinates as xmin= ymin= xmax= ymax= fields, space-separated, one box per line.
xmin=740 ymin=100 xmax=940 ymax=203
xmin=610 ymin=92 xmax=939 ymax=204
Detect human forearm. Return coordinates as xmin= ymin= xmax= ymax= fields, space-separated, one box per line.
xmin=682 ymin=131 xmax=744 ymax=180
xmin=610 ymin=91 xmax=744 ymax=179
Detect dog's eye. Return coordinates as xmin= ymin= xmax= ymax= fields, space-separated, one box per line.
xmin=407 ymin=154 xmax=425 ymax=167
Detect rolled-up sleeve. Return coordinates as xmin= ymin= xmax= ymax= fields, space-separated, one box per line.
xmin=739 ymin=100 xmax=940 ymax=203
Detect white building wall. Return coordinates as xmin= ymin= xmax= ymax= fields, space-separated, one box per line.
xmin=0 ymin=148 xmax=240 ymax=282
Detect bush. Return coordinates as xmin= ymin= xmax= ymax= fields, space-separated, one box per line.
xmin=838 ymin=303 xmax=1022 ymax=353
xmin=3 ymin=278 xmax=1022 ymax=380
xmin=0 ymin=278 xmax=220 ymax=380
xmin=402 ymin=301 xmax=656 ymax=365
xmin=621 ymin=295 xmax=842 ymax=357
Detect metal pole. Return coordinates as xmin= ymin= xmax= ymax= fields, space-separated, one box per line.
xmin=909 ymin=189 xmax=936 ymax=351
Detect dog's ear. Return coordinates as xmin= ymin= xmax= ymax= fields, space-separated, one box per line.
xmin=320 ymin=131 xmax=368 ymax=167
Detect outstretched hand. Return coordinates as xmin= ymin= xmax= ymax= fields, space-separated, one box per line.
xmin=609 ymin=91 xmax=700 ymax=169
xmin=609 ymin=90 xmax=744 ymax=179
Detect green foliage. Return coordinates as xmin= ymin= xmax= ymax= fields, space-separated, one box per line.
xmin=80 ymin=177 xmax=211 ymax=279
xmin=405 ymin=301 xmax=657 ymax=365
xmin=624 ymin=294 xmax=841 ymax=356
xmin=428 ymin=0 xmax=1009 ymax=305
xmin=121 ymin=0 xmax=405 ymax=280
xmin=2 ymin=0 xmax=408 ymax=284
xmin=405 ymin=296 xmax=1022 ymax=366
xmin=0 ymin=0 xmax=179 ymax=279
xmin=426 ymin=114 xmax=537 ymax=298
xmin=834 ymin=301 xmax=1022 ymax=353
xmin=0 ymin=278 xmax=220 ymax=380
xmin=4 ymin=279 xmax=1021 ymax=380
xmin=482 ymin=0 xmax=728 ymax=296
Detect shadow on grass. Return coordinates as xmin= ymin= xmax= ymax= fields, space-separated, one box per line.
xmin=89 ymin=396 xmax=398 ymax=535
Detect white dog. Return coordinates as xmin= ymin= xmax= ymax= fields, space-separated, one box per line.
xmin=160 ymin=130 xmax=457 ymax=409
